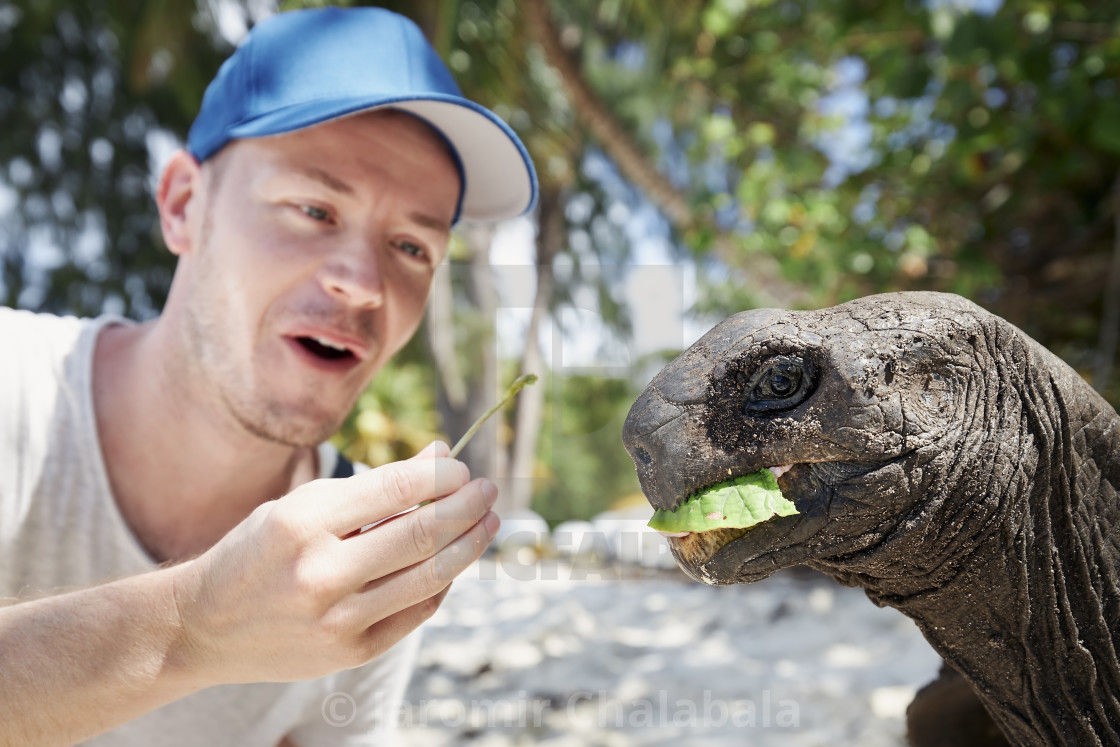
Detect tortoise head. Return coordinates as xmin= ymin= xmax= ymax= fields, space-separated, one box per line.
xmin=622 ymin=292 xmax=1025 ymax=587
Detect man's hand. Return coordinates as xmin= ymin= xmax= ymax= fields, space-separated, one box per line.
xmin=0 ymin=443 xmax=498 ymax=745
xmin=172 ymin=441 xmax=498 ymax=685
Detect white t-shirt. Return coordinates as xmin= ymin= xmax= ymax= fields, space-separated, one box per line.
xmin=0 ymin=307 xmax=418 ymax=746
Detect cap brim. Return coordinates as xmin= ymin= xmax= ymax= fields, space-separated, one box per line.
xmin=225 ymin=95 xmax=537 ymax=223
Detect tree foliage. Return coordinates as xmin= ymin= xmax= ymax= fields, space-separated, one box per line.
xmin=532 ymin=373 xmax=642 ymax=524
xmin=0 ymin=0 xmax=230 ymax=316
xmin=532 ymin=0 xmax=1120 ymax=403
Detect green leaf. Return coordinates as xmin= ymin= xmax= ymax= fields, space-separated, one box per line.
xmin=647 ymin=470 xmax=798 ymax=533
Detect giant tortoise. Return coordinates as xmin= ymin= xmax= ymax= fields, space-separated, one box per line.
xmin=622 ymin=291 xmax=1119 ymax=745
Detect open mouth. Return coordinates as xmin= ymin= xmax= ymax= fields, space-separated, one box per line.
xmin=652 ymin=464 xmax=794 ymax=539
xmin=656 ymin=464 xmax=798 ymax=572
xmin=295 ymin=336 xmax=355 ymax=362
xmin=668 ymin=526 xmax=759 ymax=569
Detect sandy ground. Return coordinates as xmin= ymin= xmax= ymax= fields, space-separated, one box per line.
xmin=398 ymin=556 xmax=942 ymax=746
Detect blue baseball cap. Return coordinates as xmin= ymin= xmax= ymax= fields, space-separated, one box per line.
xmin=187 ymin=6 xmax=538 ymax=224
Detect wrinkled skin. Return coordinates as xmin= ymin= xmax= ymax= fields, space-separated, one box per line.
xmin=623 ymin=292 xmax=1120 ymax=746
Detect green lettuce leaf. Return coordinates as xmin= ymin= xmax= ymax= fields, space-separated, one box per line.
xmin=647 ymin=469 xmax=798 ymax=533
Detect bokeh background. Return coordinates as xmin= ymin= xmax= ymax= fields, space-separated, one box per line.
xmin=3 ymin=0 xmax=1118 ymax=743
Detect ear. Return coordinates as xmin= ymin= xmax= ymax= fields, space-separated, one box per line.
xmin=156 ymin=149 xmax=203 ymax=257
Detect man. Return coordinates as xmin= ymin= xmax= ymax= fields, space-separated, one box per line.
xmin=0 ymin=7 xmax=537 ymax=745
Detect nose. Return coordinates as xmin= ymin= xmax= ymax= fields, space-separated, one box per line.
xmin=318 ymin=243 xmax=385 ymax=309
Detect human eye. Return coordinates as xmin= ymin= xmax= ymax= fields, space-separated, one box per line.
xmin=298 ymin=204 xmax=332 ymax=222
xmin=393 ymin=239 xmax=428 ymax=260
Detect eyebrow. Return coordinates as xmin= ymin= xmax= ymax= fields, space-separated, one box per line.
xmin=291 ymin=167 xmax=452 ymax=233
xmin=293 ymin=166 xmax=354 ymax=196
xmin=409 ymin=211 xmax=452 ymax=233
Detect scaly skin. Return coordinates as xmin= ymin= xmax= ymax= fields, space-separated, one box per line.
xmin=623 ymin=292 xmax=1120 ymax=746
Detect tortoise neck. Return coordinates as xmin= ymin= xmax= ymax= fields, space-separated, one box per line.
xmin=864 ymin=343 xmax=1120 ymax=746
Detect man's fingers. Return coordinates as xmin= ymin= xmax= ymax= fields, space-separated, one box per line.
xmin=354 ymin=586 xmax=452 ymax=664
xmin=337 ymin=478 xmax=498 ymax=583
xmin=340 ymin=510 xmax=498 ymax=628
xmin=318 ymin=457 xmax=469 ymax=535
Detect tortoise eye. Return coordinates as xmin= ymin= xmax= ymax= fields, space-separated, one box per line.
xmin=766 ymin=369 xmax=797 ymax=396
xmin=744 ymin=355 xmax=815 ymax=414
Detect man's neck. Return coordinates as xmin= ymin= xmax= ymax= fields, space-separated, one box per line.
xmin=92 ymin=320 xmax=319 ymax=562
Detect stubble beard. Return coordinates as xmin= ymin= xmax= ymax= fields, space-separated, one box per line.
xmin=229 ymin=393 xmax=342 ymax=450
xmin=188 ymin=206 xmax=349 ymax=450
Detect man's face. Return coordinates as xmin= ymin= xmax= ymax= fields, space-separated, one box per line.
xmin=172 ymin=111 xmax=459 ymax=447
